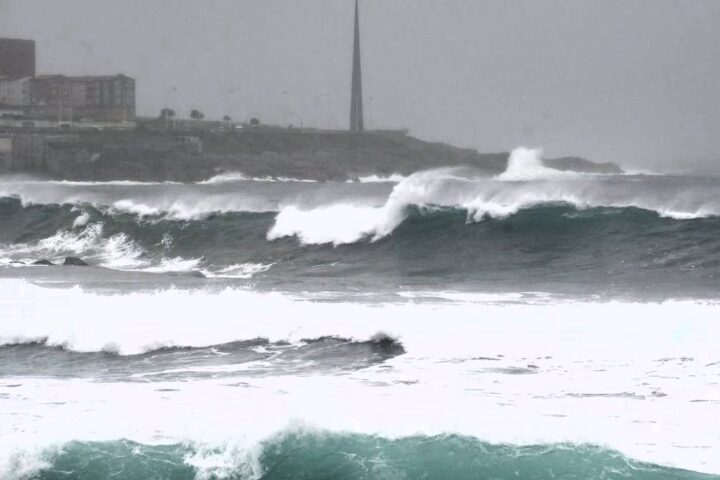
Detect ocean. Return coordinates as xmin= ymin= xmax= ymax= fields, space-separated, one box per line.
xmin=0 ymin=148 xmax=718 ymax=479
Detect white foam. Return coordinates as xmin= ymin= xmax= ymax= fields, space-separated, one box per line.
xmin=622 ymin=168 xmax=665 ymax=176
xmin=497 ymin=147 xmax=578 ymax=181
xmin=184 ymin=441 xmax=262 ymax=480
xmin=4 ymin=156 xmax=720 ymax=228
xmin=108 ymin=197 xmax=274 ymax=220
xmin=202 ymin=263 xmax=273 ymax=279
xmin=356 ymin=173 xmax=408 ymax=183
xmin=0 ymin=219 xmax=271 ymax=276
xmin=72 ymin=211 xmax=90 ymax=228
xmin=141 ymin=257 xmax=203 ymax=274
xmin=100 ymin=233 xmax=147 ymax=269
xmin=199 ymin=172 xmax=317 ymax=184
xmin=0 ymin=222 xmax=148 ymax=270
xmin=1 ymin=278 xmax=719 ymax=475
xmin=0 ymin=177 xmax=295 ymax=220
xmin=268 ymin=204 xmax=401 ymax=245
xmin=0 ymin=446 xmax=55 ymax=480
xmin=0 ymin=278 xmax=717 ymax=360
xmin=266 ymin=168 xmax=460 ymax=245
xmin=263 ymin=148 xmax=720 ymax=244
xmin=198 ymin=172 xmax=251 ymax=184
xmin=47 ymin=180 xmax=182 ymax=186
xmin=111 ymin=199 xmax=162 ymax=217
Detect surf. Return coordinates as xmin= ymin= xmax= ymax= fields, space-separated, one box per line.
xmin=1 ymin=277 xmax=719 ymax=477
xmin=8 ymin=434 xmax=718 ymax=480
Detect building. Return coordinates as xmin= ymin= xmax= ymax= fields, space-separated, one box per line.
xmin=28 ymin=74 xmax=135 ymax=122
xmin=70 ymin=75 xmax=136 ymax=122
xmin=0 ymin=76 xmax=31 ymax=106
xmin=0 ymin=38 xmax=36 ymax=78
xmin=27 ymin=75 xmax=72 ymax=120
xmin=0 ymin=38 xmax=135 ymax=124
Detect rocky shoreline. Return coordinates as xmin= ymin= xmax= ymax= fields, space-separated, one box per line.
xmin=0 ymin=128 xmax=622 ymax=182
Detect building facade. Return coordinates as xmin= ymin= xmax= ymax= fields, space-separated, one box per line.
xmin=0 ymin=76 xmax=31 ymax=106
xmin=28 ymin=74 xmax=135 ymax=122
xmin=0 ymin=38 xmax=36 ymax=78
xmin=27 ymin=75 xmax=72 ymax=121
xmin=71 ymin=75 xmax=136 ymax=121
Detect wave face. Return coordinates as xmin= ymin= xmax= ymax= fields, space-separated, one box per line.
xmin=3 ymin=192 xmax=720 ymax=295
xmin=0 ymin=336 xmax=404 ymax=380
xmin=21 ymin=434 xmax=717 ymax=480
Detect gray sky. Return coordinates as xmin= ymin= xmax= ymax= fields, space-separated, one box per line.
xmin=2 ymin=0 xmax=720 ymax=170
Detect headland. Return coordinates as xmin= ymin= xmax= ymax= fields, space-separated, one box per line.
xmin=0 ymin=124 xmax=622 ymax=182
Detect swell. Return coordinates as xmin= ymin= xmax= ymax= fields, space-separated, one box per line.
xmin=0 ymin=335 xmax=404 ymax=380
xmin=15 ymin=433 xmax=719 ymax=480
xmin=3 ymin=195 xmax=720 ymax=294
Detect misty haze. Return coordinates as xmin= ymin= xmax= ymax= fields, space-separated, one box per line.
xmin=3 ymin=0 xmax=720 ymax=171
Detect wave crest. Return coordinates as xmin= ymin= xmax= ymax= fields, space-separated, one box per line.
xmin=5 ymin=433 xmax=716 ymax=480
xmin=265 ymin=148 xmax=720 ymax=245
xmin=498 ymin=147 xmax=577 ymax=181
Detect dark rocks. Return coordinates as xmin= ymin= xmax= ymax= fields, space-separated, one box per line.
xmin=63 ymin=256 xmax=89 ymax=266
xmin=32 ymin=259 xmax=54 ymax=266
xmin=369 ymin=332 xmax=405 ymax=355
xmin=544 ymin=156 xmax=624 ymax=174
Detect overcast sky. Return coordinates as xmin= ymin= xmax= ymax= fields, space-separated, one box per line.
xmin=2 ymin=0 xmax=720 ymax=170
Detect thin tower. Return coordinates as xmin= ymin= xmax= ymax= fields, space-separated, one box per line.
xmin=349 ymin=0 xmax=364 ymax=132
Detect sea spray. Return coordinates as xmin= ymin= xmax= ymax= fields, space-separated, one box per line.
xmin=498 ymin=147 xmax=578 ymax=181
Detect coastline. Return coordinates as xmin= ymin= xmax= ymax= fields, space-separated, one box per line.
xmin=0 ymin=127 xmax=622 ymax=182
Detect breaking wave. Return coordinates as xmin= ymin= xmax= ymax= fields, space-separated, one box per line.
xmin=3 ymin=199 xmax=720 ymax=295
xmin=3 ymin=147 xmax=720 ymax=228
xmin=4 ymin=149 xmax=720 ymax=480
xmin=199 ymin=172 xmax=318 ymax=184
xmin=1 ymin=277 xmax=718 ymax=359
xmin=3 ymin=147 xmax=720 ymax=293
xmin=266 ymin=150 xmax=719 ymax=246
xmin=6 ymin=433 xmax=716 ymax=480
xmin=498 ymin=146 xmax=578 ymax=181
xmin=1 ymin=277 xmax=719 ymax=476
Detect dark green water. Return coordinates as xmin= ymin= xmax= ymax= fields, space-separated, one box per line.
xmin=3 ymin=195 xmax=720 ymax=296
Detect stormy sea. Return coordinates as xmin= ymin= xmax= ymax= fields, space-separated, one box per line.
xmin=0 ymin=148 xmax=718 ymax=479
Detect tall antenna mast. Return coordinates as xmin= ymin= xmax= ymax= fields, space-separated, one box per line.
xmin=349 ymin=0 xmax=364 ymax=132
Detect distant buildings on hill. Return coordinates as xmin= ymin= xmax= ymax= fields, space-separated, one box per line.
xmin=0 ymin=38 xmax=135 ymax=124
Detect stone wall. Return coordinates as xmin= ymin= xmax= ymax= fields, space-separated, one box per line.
xmin=10 ymin=134 xmax=48 ymax=170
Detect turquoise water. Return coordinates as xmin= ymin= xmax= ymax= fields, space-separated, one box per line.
xmin=34 ymin=434 xmax=719 ymax=480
